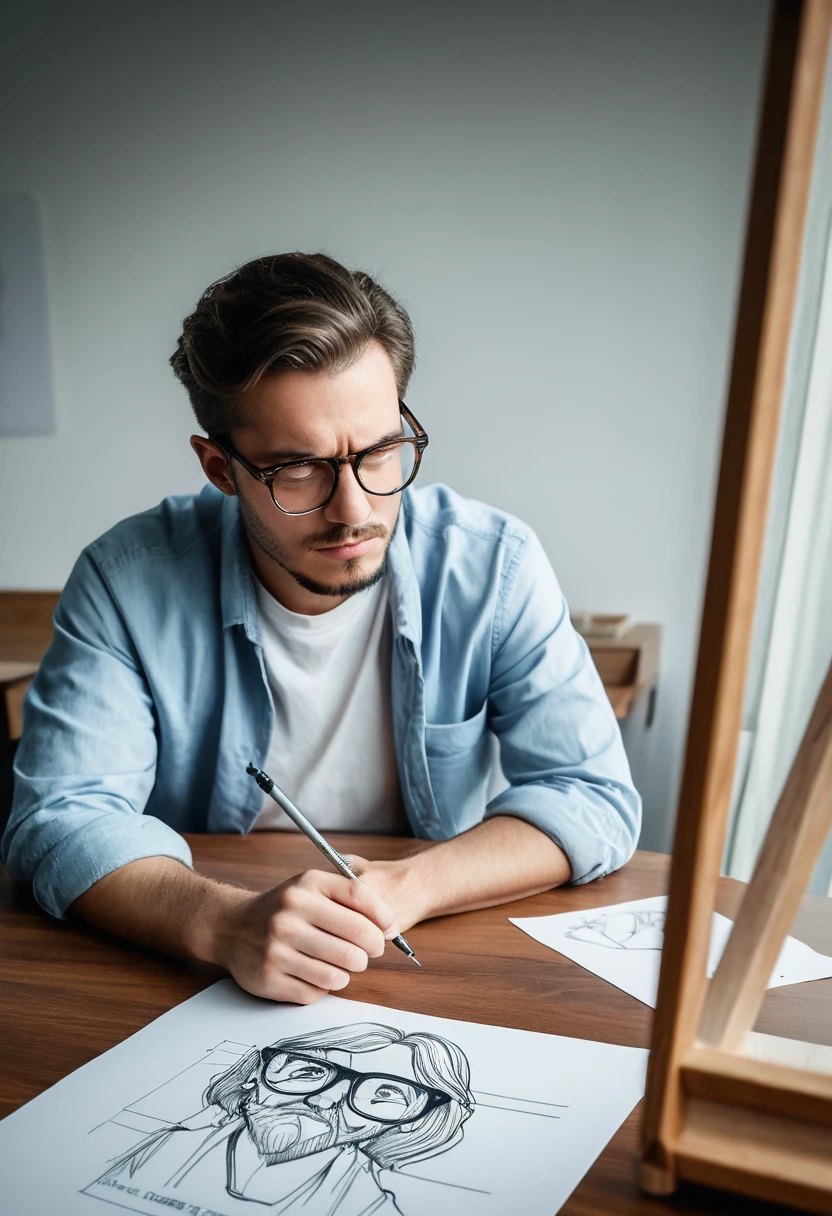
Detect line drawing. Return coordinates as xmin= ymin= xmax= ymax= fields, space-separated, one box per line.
xmin=393 ymin=1172 xmax=492 ymax=1194
xmin=83 ymin=1022 xmax=477 ymax=1215
xmin=565 ymin=909 xmax=666 ymax=951
xmin=473 ymin=1102 xmax=560 ymax=1120
xmin=87 ymin=1046 xmax=253 ymax=1138
xmin=472 ymin=1089 xmax=569 ymax=1108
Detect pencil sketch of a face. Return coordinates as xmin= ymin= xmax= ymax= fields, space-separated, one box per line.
xmin=96 ymin=1022 xmax=474 ymax=1215
xmin=565 ymin=909 xmax=665 ymax=951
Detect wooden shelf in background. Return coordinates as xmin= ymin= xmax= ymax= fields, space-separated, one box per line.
xmin=585 ymin=623 xmax=661 ymax=723
xmin=0 ymin=592 xmax=60 ymax=743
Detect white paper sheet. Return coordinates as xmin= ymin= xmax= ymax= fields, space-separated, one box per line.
xmin=0 ymin=979 xmax=647 ymax=1216
xmin=511 ymin=894 xmax=832 ymax=1008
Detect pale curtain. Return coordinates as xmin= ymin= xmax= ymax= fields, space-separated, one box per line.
xmin=724 ymin=44 xmax=832 ymax=895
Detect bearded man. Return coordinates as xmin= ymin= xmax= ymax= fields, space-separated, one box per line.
xmin=3 ymin=252 xmax=640 ymax=1001
xmin=93 ymin=1023 xmax=473 ymax=1215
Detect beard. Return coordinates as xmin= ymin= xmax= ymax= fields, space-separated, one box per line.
xmin=237 ymin=489 xmax=399 ymax=599
xmin=243 ymin=1101 xmax=340 ymax=1165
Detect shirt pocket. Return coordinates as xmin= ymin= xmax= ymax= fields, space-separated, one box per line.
xmin=423 ymin=702 xmax=491 ymax=830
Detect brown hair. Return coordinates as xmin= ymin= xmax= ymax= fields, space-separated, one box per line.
xmin=170 ymin=252 xmax=415 ymax=437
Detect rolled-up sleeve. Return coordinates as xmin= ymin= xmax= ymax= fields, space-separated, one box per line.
xmin=1 ymin=549 xmax=192 ymax=917
xmin=484 ymin=529 xmax=641 ymax=883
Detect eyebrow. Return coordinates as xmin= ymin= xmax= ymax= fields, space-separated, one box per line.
xmin=259 ymin=428 xmax=405 ymax=464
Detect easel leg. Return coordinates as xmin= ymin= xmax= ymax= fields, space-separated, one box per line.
xmin=639 ymin=1143 xmax=678 ymax=1196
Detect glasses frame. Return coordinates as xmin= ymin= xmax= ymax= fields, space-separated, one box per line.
xmin=258 ymin=1048 xmax=452 ymax=1126
xmin=212 ymin=401 xmax=429 ymax=516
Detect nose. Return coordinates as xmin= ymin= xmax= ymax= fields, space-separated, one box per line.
xmin=306 ymin=1079 xmax=350 ymax=1110
xmin=322 ymin=460 xmax=371 ymax=527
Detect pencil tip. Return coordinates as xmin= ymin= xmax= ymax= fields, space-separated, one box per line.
xmin=411 ymin=957 xmax=422 ymax=968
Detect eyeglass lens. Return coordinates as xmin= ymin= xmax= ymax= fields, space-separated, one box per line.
xmin=262 ymin=1054 xmax=429 ymax=1121
xmin=272 ymin=439 xmax=417 ymax=514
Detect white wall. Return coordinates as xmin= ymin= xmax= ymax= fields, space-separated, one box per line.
xmin=0 ymin=0 xmax=769 ymax=852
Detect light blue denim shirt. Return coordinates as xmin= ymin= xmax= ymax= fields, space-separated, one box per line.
xmin=2 ymin=483 xmax=641 ymax=917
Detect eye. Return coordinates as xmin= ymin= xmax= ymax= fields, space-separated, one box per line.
xmin=372 ymin=1085 xmax=410 ymax=1106
xmin=287 ymin=1063 xmax=328 ymax=1080
xmin=281 ymin=464 xmax=320 ymax=482
xmin=362 ymin=444 xmax=400 ymax=468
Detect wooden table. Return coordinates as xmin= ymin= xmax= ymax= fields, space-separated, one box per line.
xmin=2 ymin=840 xmax=831 ymax=1215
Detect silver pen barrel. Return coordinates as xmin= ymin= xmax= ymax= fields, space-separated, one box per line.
xmin=246 ymin=764 xmax=421 ymax=967
xmin=250 ymin=768 xmax=353 ymax=876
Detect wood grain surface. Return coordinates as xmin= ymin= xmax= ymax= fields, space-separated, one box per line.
xmin=2 ymin=840 xmax=830 ymax=1215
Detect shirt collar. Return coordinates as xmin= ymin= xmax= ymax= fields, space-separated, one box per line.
xmin=219 ymin=494 xmax=261 ymax=642
xmin=386 ymin=492 xmax=422 ymax=648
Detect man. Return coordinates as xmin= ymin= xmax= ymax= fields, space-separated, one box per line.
xmin=90 ymin=1022 xmax=474 ymax=1215
xmin=2 ymin=253 xmax=640 ymax=1003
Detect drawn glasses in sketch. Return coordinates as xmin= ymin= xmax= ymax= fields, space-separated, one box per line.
xmin=216 ymin=402 xmax=429 ymax=516
xmin=259 ymin=1047 xmax=453 ymax=1124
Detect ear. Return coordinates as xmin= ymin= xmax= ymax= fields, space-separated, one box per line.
xmin=191 ymin=435 xmax=237 ymax=497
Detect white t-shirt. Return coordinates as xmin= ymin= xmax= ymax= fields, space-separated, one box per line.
xmin=251 ymin=575 xmax=407 ymax=833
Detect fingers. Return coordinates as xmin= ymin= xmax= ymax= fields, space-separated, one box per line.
xmin=302 ymin=867 xmax=401 ymax=939
xmin=242 ymin=967 xmax=332 ymax=1006
xmin=279 ymin=977 xmax=330 ymax=1005
xmin=265 ymin=934 xmax=352 ymax=993
xmin=230 ymin=924 xmax=353 ymax=1004
xmin=280 ymin=876 xmax=394 ymax=956
xmin=274 ymin=887 xmax=383 ymax=960
xmin=304 ymin=896 xmax=388 ymax=959
xmin=226 ymin=866 xmax=402 ymax=1008
xmin=290 ymin=920 xmax=373 ymax=974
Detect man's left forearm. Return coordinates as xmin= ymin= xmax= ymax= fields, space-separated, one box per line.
xmin=358 ymin=815 xmax=572 ymax=931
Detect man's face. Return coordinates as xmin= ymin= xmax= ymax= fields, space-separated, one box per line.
xmin=242 ymin=1043 xmax=424 ymax=1165
xmin=193 ymin=340 xmax=405 ymax=614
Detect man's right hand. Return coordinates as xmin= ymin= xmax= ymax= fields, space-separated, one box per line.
xmin=71 ymin=855 xmax=401 ymax=1006
xmin=206 ymin=865 xmax=401 ymax=1004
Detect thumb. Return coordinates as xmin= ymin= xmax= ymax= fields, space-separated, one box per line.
xmin=345 ymin=859 xmax=402 ymax=940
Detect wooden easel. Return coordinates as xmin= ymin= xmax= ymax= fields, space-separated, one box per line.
xmin=639 ymin=0 xmax=832 ymax=1211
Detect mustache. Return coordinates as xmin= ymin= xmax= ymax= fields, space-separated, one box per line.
xmin=305 ymin=523 xmax=387 ymax=550
xmin=244 ymin=1102 xmax=337 ymax=1162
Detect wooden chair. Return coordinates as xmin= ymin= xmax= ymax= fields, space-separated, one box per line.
xmin=639 ymin=0 xmax=832 ymax=1210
